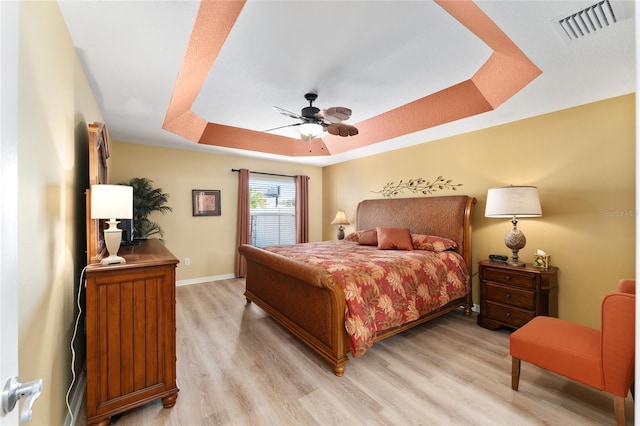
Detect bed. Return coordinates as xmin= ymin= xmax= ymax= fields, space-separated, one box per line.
xmin=238 ymin=195 xmax=476 ymax=376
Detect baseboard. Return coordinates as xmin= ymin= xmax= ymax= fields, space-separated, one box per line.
xmin=64 ymin=367 xmax=86 ymax=426
xmin=176 ymin=273 xmax=236 ymax=287
xmin=472 ymin=304 xmax=480 ymax=313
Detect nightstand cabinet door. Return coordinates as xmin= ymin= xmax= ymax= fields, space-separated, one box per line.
xmin=85 ymin=239 xmax=179 ymax=426
xmin=477 ymin=261 xmax=558 ymax=330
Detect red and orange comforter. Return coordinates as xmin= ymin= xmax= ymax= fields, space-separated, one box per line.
xmin=265 ymin=241 xmax=470 ymax=357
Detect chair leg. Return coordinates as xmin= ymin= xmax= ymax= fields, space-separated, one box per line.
xmin=613 ymin=395 xmax=626 ymax=426
xmin=511 ymin=357 xmax=521 ymax=391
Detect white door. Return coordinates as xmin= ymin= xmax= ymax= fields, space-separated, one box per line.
xmin=0 ymin=1 xmax=20 ymax=424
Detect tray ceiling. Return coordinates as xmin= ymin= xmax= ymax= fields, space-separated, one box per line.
xmin=58 ymin=0 xmax=636 ymax=166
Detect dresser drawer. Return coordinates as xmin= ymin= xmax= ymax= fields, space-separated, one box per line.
xmin=484 ymin=301 xmax=535 ymax=328
xmin=484 ymin=268 xmax=537 ymax=289
xmin=484 ymin=283 xmax=535 ymax=310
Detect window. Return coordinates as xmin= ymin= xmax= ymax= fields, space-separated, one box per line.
xmin=249 ymin=175 xmax=296 ymax=247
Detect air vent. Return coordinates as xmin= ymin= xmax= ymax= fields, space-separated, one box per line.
xmin=552 ymin=0 xmax=631 ymax=41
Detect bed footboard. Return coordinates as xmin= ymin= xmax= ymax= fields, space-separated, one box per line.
xmin=238 ymin=244 xmax=351 ymax=376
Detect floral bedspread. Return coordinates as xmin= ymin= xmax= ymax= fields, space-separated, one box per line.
xmin=264 ymin=241 xmax=470 ymax=357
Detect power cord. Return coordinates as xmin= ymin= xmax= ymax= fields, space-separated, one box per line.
xmin=65 ymin=265 xmax=87 ymax=425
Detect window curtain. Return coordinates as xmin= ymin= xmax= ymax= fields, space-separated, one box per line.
xmin=235 ymin=168 xmax=250 ymax=277
xmin=295 ymin=175 xmax=309 ymax=243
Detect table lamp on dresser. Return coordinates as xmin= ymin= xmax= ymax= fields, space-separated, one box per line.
xmin=91 ymin=184 xmax=133 ymax=265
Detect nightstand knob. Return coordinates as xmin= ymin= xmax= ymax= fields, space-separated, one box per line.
xmin=505 ymin=312 xmax=511 ymax=318
xmin=505 ymin=293 xmax=511 ymax=299
xmin=505 ymin=275 xmax=512 ymax=281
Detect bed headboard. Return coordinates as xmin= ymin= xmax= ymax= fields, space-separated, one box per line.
xmin=355 ymin=195 xmax=476 ymax=268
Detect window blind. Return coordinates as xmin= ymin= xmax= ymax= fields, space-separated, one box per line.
xmin=249 ymin=174 xmax=296 ymax=248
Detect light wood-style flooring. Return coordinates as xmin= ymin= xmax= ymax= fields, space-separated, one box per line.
xmin=77 ymin=278 xmax=634 ymax=425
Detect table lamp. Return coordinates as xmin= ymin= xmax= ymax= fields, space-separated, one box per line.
xmin=330 ymin=210 xmax=350 ymax=240
xmin=91 ymin=184 xmax=133 ymax=265
xmin=485 ymin=185 xmax=542 ymax=267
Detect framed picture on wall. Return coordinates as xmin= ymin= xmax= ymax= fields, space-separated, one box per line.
xmin=192 ymin=190 xmax=221 ymax=216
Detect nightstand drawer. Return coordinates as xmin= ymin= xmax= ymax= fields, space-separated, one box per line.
xmin=485 ymin=283 xmax=535 ymax=310
xmin=484 ymin=302 xmax=535 ymax=328
xmin=484 ymin=268 xmax=537 ymax=289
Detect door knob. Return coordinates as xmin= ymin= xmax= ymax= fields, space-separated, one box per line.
xmin=2 ymin=376 xmax=43 ymax=422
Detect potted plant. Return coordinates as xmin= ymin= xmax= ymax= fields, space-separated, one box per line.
xmin=120 ymin=177 xmax=172 ymax=238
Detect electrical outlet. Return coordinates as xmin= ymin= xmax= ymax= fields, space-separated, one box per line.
xmin=184 ymin=257 xmax=190 ymax=266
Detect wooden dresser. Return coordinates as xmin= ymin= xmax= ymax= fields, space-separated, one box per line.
xmin=85 ymin=239 xmax=179 ymax=426
xmin=477 ymin=260 xmax=558 ymax=330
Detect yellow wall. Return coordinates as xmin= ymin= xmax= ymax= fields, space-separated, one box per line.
xmin=17 ymin=1 xmax=104 ymax=424
xmin=111 ymin=95 xmax=635 ymax=329
xmin=323 ymin=94 xmax=635 ymax=329
xmin=108 ymin=143 xmax=323 ymax=282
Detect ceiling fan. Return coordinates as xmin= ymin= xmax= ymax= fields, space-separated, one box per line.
xmin=265 ymin=93 xmax=359 ymax=139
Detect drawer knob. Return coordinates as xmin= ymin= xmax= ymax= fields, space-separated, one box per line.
xmin=505 ymin=312 xmax=511 ymax=318
xmin=505 ymin=293 xmax=511 ymax=299
xmin=505 ymin=275 xmax=512 ymax=281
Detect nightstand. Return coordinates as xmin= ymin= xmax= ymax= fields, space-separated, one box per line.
xmin=85 ymin=239 xmax=179 ymax=425
xmin=477 ymin=260 xmax=558 ymax=330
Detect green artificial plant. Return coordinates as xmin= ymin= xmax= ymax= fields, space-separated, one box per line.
xmin=120 ymin=177 xmax=172 ymax=238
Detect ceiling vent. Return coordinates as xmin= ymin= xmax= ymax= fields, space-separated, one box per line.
xmin=552 ymin=0 xmax=632 ymax=41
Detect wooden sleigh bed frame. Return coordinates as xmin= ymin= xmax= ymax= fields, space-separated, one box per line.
xmin=238 ymin=195 xmax=476 ymax=376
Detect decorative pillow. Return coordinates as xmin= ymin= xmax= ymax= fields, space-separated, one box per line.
xmin=411 ymin=234 xmax=458 ymax=252
xmin=357 ymin=228 xmax=378 ymax=246
xmin=344 ymin=231 xmax=361 ymax=242
xmin=376 ymin=227 xmax=413 ymax=250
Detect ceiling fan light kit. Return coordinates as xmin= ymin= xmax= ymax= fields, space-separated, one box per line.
xmin=268 ymin=92 xmax=359 ymax=140
xmin=299 ymin=122 xmax=323 ymax=138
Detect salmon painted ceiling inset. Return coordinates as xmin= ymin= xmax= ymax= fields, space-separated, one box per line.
xmin=162 ymin=0 xmax=541 ymax=158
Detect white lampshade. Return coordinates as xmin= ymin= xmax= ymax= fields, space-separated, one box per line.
xmin=90 ymin=184 xmax=133 ymax=265
xmin=299 ymin=122 xmax=323 ymax=138
xmin=91 ymin=184 xmax=133 ymax=220
xmin=485 ymin=186 xmax=542 ymax=218
xmin=331 ymin=210 xmax=350 ymax=226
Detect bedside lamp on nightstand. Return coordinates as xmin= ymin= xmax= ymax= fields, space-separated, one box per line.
xmin=331 ymin=210 xmax=350 ymax=240
xmin=91 ymin=184 xmax=133 ymax=265
xmin=485 ymin=185 xmax=542 ymax=267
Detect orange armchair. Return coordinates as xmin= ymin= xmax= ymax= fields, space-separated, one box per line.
xmin=510 ymin=279 xmax=635 ymax=426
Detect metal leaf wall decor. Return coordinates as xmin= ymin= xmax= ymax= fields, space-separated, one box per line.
xmin=372 ymin=176 xmax=462 ymax=198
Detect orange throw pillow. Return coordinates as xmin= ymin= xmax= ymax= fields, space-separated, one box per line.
xmin=376 ymin=227 xmax=413 ymax=250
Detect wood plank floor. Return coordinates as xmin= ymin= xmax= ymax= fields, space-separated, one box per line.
xmin=77 ymin=278 xmax=634 ymax=425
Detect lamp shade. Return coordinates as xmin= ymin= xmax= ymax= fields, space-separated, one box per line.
xmin=330 ymin=210 xmax=350 ymax=226
xmin=91 ymin=184 xmax=133 ymax=219
xmin=485 ymin=186 xmax=542 ymax=218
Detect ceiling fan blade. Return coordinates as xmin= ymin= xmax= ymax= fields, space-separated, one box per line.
xmin=272 ymin=106 xmax=303 ymax=120
xmin=323 ymin=107 xmax=352 ymax=123
xmin=263 ymin=122 xmax=303 ymax=132
xmin=327 ymin=123 xmax=358 ymax=137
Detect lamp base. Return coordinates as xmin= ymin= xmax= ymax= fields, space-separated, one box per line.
xmin=101 ymin=255 xmax=126 ymax=265
xmin=507 ymin=258 xmax=526 ymax=267
xmin=505 ymin=219 xmax=526 ymax=267
xmin=102 ymin=220 xmax=126 ymax=265
xmin=336 ymin=226 xmax=345 ymax=240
